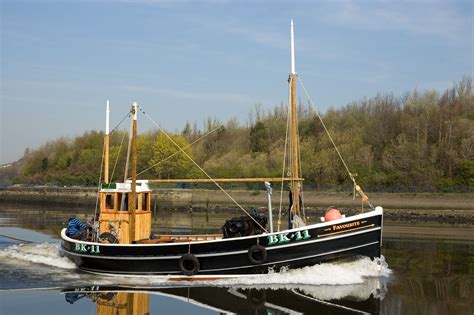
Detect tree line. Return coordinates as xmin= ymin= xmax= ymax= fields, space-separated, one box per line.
xmin=3 ymin=77 xmax=473 ymax=192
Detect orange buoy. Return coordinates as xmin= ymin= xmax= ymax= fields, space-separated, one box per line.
xmin=324 ymin=208 xmax=342 ymax=222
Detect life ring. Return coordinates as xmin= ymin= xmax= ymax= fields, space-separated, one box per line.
xmin=247 ymin=245 xmax=267 ymax=265
xmin=178 ymin=254 xmax=200 ymax=276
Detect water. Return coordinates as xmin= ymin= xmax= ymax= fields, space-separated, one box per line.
xmin=0 ymin=203 xmax=473 ymax=314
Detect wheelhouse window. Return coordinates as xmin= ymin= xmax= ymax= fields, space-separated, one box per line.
xmin=142 ymin=192 xmax=150 ymax=212
xmin=105 ymin=194 xmax=114 ymax=210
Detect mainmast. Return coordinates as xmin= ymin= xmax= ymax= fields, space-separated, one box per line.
xmin=289 ymin=19 xmax=301 ymax=218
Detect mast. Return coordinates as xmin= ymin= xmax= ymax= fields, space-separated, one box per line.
xmin=289 ymin=19 xmax=301 ymax=218
xmin=129 ymin=102 xmax=137 ymax=242
xmin=104 ymin=100 xmax=110 ymax=184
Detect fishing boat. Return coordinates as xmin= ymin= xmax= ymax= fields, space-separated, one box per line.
xmin=61 ymin=20 xmax=383 ymax=278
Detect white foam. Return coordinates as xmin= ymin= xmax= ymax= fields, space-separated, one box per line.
xmin=296 ymin=278 xmax=387 ymax=301
xmin=211 ymin=256 xmax=391 ymax=286
xmin=0 ymin=243 xmax=76 ymax=269
xmin=116 ymin=256 xmax=392 ymax=288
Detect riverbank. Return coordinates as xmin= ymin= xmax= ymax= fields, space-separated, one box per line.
xmin=1 ymin=186 xmax=473 ymax=223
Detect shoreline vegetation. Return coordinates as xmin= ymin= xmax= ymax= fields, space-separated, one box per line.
xmin=1 ymin=186 xmax=473 ymax=224
xmin=1 ymin=78 xmax=473 ymax=194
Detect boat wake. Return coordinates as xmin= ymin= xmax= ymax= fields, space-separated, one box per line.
xmin=214 ymin=256 xmax=391 ymax=287
xmin=0 ymin=241 xmax=391 ymax=297
xmin=0 ymin=242 xmax=76 ymax=269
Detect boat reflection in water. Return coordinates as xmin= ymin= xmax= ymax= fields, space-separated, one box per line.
xmin=63 ymin=278 xmax=386 ymax=314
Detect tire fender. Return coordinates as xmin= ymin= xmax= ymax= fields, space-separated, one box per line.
xmin=178 ymin=253 xmax=200 ymax=276
xmin=247 ymin=245 xmax=267 ymax=265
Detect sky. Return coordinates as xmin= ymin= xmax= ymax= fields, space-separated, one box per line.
xmin=1 ymin=0 xmax=472 ymax=164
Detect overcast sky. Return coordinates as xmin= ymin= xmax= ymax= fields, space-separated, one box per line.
xmin=1 ymin=0 xmax=472 ymax=164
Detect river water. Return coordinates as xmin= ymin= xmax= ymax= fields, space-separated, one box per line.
xmin=0 ymin=203 xmax=472 ymax=314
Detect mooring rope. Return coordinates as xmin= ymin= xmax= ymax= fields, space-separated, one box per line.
xmin=0 ymin=234 xmax=34 ymax=243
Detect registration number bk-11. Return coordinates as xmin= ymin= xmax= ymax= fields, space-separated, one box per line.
xmin=74 ymin=243 xmax=100 ymax=254
xmin=267 ymin=229 xmax=311 ymax=246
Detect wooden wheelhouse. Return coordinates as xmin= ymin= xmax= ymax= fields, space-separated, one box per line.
xmin=98 ymin=181 xmax=152 ymax=244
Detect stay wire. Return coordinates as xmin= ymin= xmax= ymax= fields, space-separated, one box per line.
xmin=137 ymin=105 xmax=268 ymax=233
xmin=136 ymin=125 xmax=224 ymax=178
xmin=277 ymin=79 xmax=292 ymax=232
xmin=110 ymin=111 xmax=132 ymax=135
xmin=109 ymin=129 xmax=127 ymax=184
xmin=93 ymin=137 xmax=106 ymax=228
xmin=297 ymin=76 xmax=373 ymax=209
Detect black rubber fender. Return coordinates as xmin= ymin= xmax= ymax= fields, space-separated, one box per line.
xmin=178 ymin=253 xmax=200 ymax=276
xmin=247 ymin=245 xmax=267 ymax=265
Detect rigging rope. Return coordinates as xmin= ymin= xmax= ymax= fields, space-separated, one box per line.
xmin=297 ymin=76 xmax=373 ymax=209
xmin=95 ymin=109 xmax=132 ymax=239
xmin=137 ymin=106 xmax=268 ymax=233
xmin=297 ymin=123 xmax=307 ymax=223
xmin=110 ymin=111 xmax=132 ymax=135
xmin=93 ymin=137 xmax=106 ymax=231
xmin=136 ymin=125 xmax=224 ymax=178
xmin=109 ymin=129 xmax=127 ymax=183
xmin=277 ymin=79 xmax=292 ymax=232
xmin=292 ymin=77 xmax=307 ymax=223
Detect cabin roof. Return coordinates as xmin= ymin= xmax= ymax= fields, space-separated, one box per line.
xmin=100 ymin=180 xmax=151 ymax=193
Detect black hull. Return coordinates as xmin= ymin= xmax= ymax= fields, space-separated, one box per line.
xmin=61 ymin=209 xmax=383 ymax=276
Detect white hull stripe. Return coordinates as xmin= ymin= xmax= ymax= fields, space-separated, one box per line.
xmin=62 ymin=226 xmax=381 ymax=260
